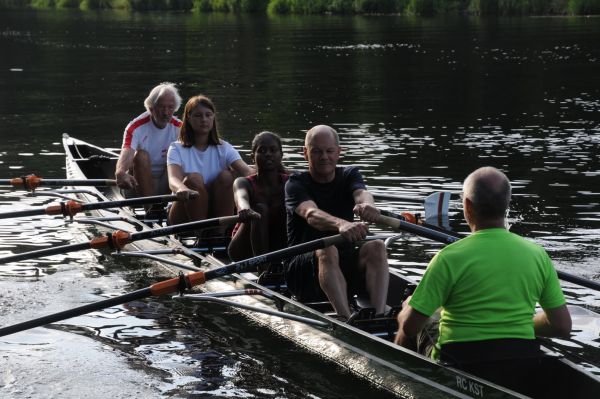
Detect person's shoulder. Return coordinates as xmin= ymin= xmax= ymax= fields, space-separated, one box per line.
xmin=288 ymin=171 xmax=310 ymax=182
xmin=338 ymin=165 xmax=362 ymax=177
xmin=169 ymin=116 xmax=182 ymax=128
xmin=125 ymin=111 xmax=152 ymax=131
xmin=168 ymin=141 xmax=184 ymax=151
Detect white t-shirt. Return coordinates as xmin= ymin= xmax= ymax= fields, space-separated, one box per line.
xmin=167 ymin=140 xmax=242 ymax=185
xmin=122 ymin=111 xmax=181 ymax=176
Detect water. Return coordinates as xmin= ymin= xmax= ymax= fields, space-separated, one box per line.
xmin=1 ymin=9 xmax=600 ymax=398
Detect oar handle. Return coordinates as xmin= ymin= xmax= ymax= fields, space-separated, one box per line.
xmin=377 ymin=214 xmax=458 ymax=245
xmin=0 ymin=175 xmax=116 ymax=190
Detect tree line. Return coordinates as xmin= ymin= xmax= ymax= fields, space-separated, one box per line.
xmin=1 ymin=0 xmax=599 ymax=15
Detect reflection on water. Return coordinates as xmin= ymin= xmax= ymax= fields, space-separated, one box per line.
xmin=1 ymin=9 xmax=600 ymax=399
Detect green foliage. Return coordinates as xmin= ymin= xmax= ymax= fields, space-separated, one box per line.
xmin=326 ymin=0 xmax=353 ymax=13
xmin=30 ymin=0 xmax=55 ymax=7
xmin=193 ymin=0 xmax=212 ymax=10
xmin=56 ymin=0 xmax=79 ymax=7
xmin=110 ymin=0 xmax=130 ymax=8
xmin=568 ymin=0 xmax=600 ymax=14
xmin=267 ymin=0 xmax=290 ymax=13
xmin=79 ymin=0 xmax=113 ymax=8
xmin=241 ymin=0 xmax=269 ymax=11
xmin=0 ymin=0 xmax=32 ymax=8
xmin=1 ymin=0 xmax=599 ymax=14
xmin=354 ymin=0 xmax=397 ymax=13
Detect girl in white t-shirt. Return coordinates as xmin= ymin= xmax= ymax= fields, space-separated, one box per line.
xmin=167 ymin=95 xmax=253 ymax=228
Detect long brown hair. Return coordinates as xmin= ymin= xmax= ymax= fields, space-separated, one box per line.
xmin=178 ymin=95 xmax=221 ymax=148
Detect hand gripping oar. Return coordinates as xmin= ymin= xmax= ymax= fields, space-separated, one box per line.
xmin=0 ymin=215 xmax=240 ymax=264
xmin=0 ymin=234 xmax=346 ymax=337
xmin=0 ymin=175 xmax=116 ymax=190
xmin=0 ymin=194 xmax=185 ymax=220
xmin=377 ymin=213 xmax=600 ymax=292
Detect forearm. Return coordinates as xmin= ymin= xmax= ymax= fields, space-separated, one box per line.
xmin=305 ymin=208 xmax=347 ymax=233
xmin=533 ymin=309 xmax=571 ymax=338
xmin=115 ymin=150 xmax=134 ymax=176
xmin=354 ymin=189 xmax=375 ymax=206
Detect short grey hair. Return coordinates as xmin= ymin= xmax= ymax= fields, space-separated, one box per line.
xmin=143 ymin=82 xmax=182 ymax=112
xmin=463 ymin=166 xmax=511 ymax=219
xmin=305 ymin=125 xmax=339 ymax=147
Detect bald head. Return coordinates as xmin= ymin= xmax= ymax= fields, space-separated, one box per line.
xmin=305 ymin=125 xmax=339 ymax=147
xmin=463 ymin=167 xmax=511 ymax=220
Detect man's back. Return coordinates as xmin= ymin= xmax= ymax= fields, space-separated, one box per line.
xmin=410 ymin=228 xmax=566 ymax=357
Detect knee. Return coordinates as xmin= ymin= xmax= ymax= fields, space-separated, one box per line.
xmin=133 ymin=149 xmax=151 ymax=166
xmin=215 ymin=169 xmax=234 ymax=187
xmin=361 ymin=240 xmax=388 ymax=263
xmin=315 ymin=246 xmax=339 ymax=268
xmin=183 ymin=173 xmax=205 ymax=190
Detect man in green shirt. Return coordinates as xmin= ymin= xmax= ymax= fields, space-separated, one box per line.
xmin=394 ymin=166 xmax=572 ymax=394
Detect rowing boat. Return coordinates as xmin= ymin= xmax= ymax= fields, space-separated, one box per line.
xmin=59 ymin=134 xmax=599 ymax=398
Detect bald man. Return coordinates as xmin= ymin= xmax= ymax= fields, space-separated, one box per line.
xmin=283 ymin=125 xmax=389 ymax=320
xmin=395 ymin=166 xmax=571 ymax=395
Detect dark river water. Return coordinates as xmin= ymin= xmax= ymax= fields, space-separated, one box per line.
xmin=1 ymin=9 xmax=600 ymax=398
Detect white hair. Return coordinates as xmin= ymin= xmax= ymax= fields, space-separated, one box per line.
xmin=143 ymin=82 xmax=182 ymax=112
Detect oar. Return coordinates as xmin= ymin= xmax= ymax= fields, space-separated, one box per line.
xmin=0 ymin=234 xmax=346 ymax=337
xmin=0 ymin=175 xmax=116 ymax=190
xmin=0 ymin=215 xmax=239 ymax=264
xmin=0 ymin=194 xmax=186 ymax=220
xmin=377 ymin=213 xmax=600 ymax=292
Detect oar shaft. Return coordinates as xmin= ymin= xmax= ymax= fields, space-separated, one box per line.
xmin=205 ymin=234 xmax=346 ymax=280
xmin=0 ymin=208 xmax=47 ymax=219
xmin=0 ymin=175 xmax=116 ymax=189
xmin=0 ymin=242 xmax=92 ymax=264
xmin=80 ymin=194 xmax=178 ymax=211
xmin=35 ymin=179 xmax=117 ymax=187
xmin=378 ymin=214 xmax=600 ymax=292
xmin=130 ymin=215 xmax=239 ymax=241
xmin=0 ymin=288 xmax=152 ymax=337
xmin=0 ymin=234 xmax=346 ymax=337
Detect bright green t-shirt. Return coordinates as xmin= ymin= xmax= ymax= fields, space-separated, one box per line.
xmin=409 ymin=228 xmax=566 ymax=359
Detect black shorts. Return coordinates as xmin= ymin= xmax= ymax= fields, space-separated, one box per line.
xmin=283 ymin=244 xmax=367 ymax=302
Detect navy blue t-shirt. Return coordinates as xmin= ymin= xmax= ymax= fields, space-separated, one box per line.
xmin=285 ymin=166 xmax=367 ymax=246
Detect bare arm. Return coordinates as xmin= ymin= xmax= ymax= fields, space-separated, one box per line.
xmin=167 ymin=164 xmax=197 ymax=199
xmin=534 ymin=304 xmax=572 ymax=338
xmin=230 ymin=159 xmax=254 ymax=178
xmin=352 ymin=188 xmax=380 ymax=223
xmin=394 ymin=297 xmax=431 ymax=349
xmin=233 ymin=177 xmax=260 ymax=221
xmin=115 ymin=147 xmax=137 ymax=189
xmin=295 ymin=200 xmax=369 ymax=242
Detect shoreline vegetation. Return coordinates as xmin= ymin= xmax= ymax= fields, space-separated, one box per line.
xmin=0 ymin=0 xmax=599 ymax=15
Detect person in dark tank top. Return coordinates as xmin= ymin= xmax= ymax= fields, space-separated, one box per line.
xmin=228 ymin=131 xmax=289 ymax=261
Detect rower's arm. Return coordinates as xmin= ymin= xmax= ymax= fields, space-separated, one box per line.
xmin=394 ymin=300 xmax=431 ymax=349
xmin=352 ymin=189 xmax=380 ymax=223
xmin=534 ymin=304 xmax=572 ymax=339
xmin=231 ymin=159 xmax=254 ymax=178
xmin=115 ymin=148 xmax=136 ymax=189
xmin=296 ymin=200 xmax=368 ymax=242
xmin=167 ymin=164 xmax=196 ymax=197
xmin=233 ymin=177 xmax=252 ymax=211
